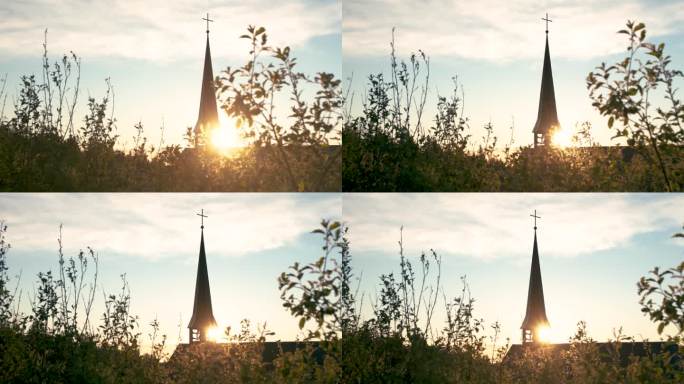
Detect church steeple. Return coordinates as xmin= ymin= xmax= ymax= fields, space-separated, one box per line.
xmin=521 ymin=210 xmax=549 ymax=344
xmin=533 ymin=13 xmax=560 ymax=148
xmin=188 ymin=209 xmax=217 ymax=343
xmin=194 ymin=13 xmax=219 ymax=147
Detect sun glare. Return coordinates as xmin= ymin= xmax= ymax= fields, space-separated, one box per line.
xmin=210 ymin=125 xmax=244 ymax=153
xmin=209 ymin=113 xmax=249 ymax=155
xmin=536 ymin=325 xmax=553 ymax=343
xmin=206 ymin=326 xmax=223 ymax=342
xmin=551 ymin=126 xmax=574 ymax=148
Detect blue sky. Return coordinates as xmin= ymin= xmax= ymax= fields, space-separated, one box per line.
xmin=343 ymin=0 xmax=684 ymax=147
xmin=343 ymin=193 xmax=684 ymax=345
xmin=0 ymin=193 xmax=341 ymax=352
xmin=0 ymin=0 xmax=341 ymax=147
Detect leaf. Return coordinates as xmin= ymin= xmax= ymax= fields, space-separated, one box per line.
xmin=608 ymin=116 xmax=614 ymax=128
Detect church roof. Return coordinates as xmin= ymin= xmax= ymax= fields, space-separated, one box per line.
xmin=170 ymin=341 xmax=325 ymax=365
xmin=504 ymin=342 xmax=679 ymax=367
xmin=521 ymin=230 xmax=549 ymax=329
xmin=188 ymin=227 xmax=217 ymax=330
xmin=532 ymin=34 xmax=560 ymax=134
xmin=194 ymin=35 xmax=219 ymax=139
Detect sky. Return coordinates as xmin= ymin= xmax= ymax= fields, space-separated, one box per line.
xmin=343 ymin=0 xmax=684 ymax=147
xmin=343 ymin=193 xmax=684 ymax=346
xmin=0 ymin=0 xmax=341 ymax=148
xmin=0 ymin=193 xmax=341 ymax=353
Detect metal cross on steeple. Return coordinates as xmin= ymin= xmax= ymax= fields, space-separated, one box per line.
xmin=202 ymin=13 xmax=213 ymax=35
xmin=530 ymin=210 xmax=541 ymax=230
xmin=541 ymin=13 xmax=552 ymax=34
xmin=197 ymin=209 xmax=208 ymax=229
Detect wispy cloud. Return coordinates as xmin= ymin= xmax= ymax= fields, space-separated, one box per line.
xmin=0 ymin=193 xmax=340 ymax=261
xmin=343 ymin=193 xmax=684 ymax=260
xmin=0 ymin=0 xmax=340 ymax=61
xmin=343 ymin=0 xmax=684 ymax=61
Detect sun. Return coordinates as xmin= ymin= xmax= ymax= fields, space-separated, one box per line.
xmin=536 ymin=325 xmax=553 ymax=343
xmin=209 ymin=115 xmax=248 ymax=155
xmin=551 ymin=125 xmax=574 ymax=148
xmin=206 ymin=326 xmax=224 ymax=342
xmin=210 ymin=125 xmax=243 ymax=153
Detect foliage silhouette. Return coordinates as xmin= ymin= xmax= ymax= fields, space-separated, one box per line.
xmin=217 ymin=26 xmax=342 ymax=192
xmin=638 ymin=225 xmax=684 ymax=336
xmin=587 ymin=21 xmax=684 ymax=191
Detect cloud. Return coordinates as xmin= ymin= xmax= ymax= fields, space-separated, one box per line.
xmin=0 ymin=0 xmax=340 ymax=61
xmin=343 ymin=0 xmax=684 ymax=61
xmin=343 ymin=193 xmax=684 ymax=260
xmin=0 ymin=193 xmax=340 ymax=261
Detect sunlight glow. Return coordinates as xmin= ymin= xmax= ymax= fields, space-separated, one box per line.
xmin=206 ymin=326 xmax=223 ymax=343
xmin=210 ymin=126 xmax=242 ymax=152
xmin=551 ymin=125 xmax=574 ymax=148
xmin=210 ymin=115 xmax=249 ymax=156
xmin=536 ymin=325 xmax=553 ymax=343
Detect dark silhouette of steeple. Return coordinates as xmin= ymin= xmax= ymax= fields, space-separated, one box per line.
xmin=521 ymin=210 xmax=549 ymax=344
xmin=194 ymin=14 xmax=219 ymax=147
xmin=533 ymin=14 xmax=560 ymax=148
xmin=188 ymin=210 xmax=217 ymax=343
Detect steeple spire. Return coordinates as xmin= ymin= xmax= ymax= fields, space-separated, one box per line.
xmin=188 ymin=210 xmax=217 ymax=343
xmin=202 ymin=13 xmax=213 ymax=35
xmin=533 ymin=13 xmax=560 ymax=148
xmin=542 ymin=13 xmax=551 ymax=34
xmin=521 ymin=210 xmax=549 ymax=344
xmin=194 ymin=14 xmax=219 ymax=147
